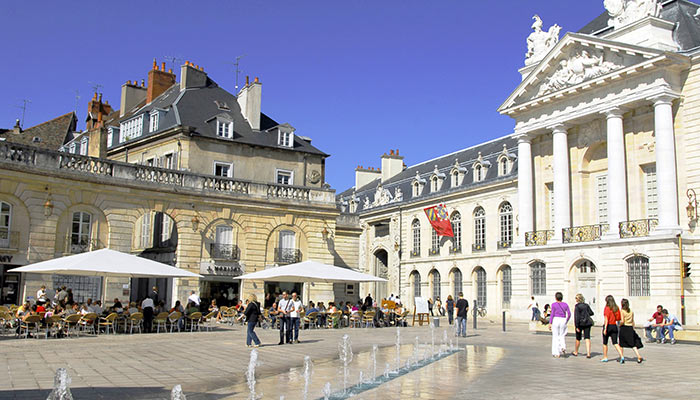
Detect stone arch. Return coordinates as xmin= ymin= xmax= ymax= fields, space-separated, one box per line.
xmin=448 ymin=267 xmax=463 ymax=301
xmin=0 ymin=193 xmax=31 ymax=254
xmin=54 ymin=203 xmax=109 ymax=255
xmin=265 ymin=223 xmax=309 ymax=265
xmin=203 ymin=217 xmax=246 ymax=260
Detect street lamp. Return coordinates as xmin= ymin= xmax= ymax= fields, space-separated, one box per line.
xmin=43 ymin=187 xmax=53 ymax=217
xmin=686 ymin=189 xmax=697 ymax=221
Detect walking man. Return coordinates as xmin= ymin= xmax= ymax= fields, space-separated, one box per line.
xmin=290 ymin=291 xmax=303 ymax=343
xmin=277 ymin=291 xmax=292 ymax=345
xmin=141 ymin=296 xmax=154 ymax=333
xmin=455 ymin=292 xmax=469 ymax=338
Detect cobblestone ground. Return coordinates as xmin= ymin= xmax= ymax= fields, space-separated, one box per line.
xmin=0 ymin=319 xmax=697 ymax=399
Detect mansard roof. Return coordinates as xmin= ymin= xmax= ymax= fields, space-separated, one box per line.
xmin=0 ymin=112 xmax=77 ymax=150
xmin=579 ymin=0 xmax=700 ymax=51
xmin=337 ymin=134 xmax=517 ymax=214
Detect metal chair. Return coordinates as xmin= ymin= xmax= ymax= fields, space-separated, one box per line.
xmin=98 ymin=313 xmax=118 ymax=334
xmin=18 ymin=315 xmax=42 ymax=338
xmin=45 ymin=315 xmax=64 ymax=338
xmin=201 ymin=311 xmax=217 ymax=332
xmin=187 ymin=312 xmax=202 ymax=332
xmin=153 ymin=312 xmax=169 ymax=333
xmin=128 ymin=312 xmax=143 ymax=334
xmin=79 ymin=313 xmax=98 ymax=335
xmin=63 ymin=314 xmax=82 ymax=338
xmin=168 ymin=311 xmax=182 ymax=333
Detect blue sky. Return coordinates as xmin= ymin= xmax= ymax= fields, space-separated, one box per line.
xmin=0 ymin=1 xmax=606 ymax=190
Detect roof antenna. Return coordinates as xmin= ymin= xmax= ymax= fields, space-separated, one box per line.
xmin=164 ymin=55 xmax=183 ymax=72
xmin=15 ymin=99 xmax=31 ymax=128
xmin=228 ymin=54 xmax=246 ymax=92
xmin=88 ymin=81 xmax=103 ymax=95
xmin=74 ymin=89 xmax=81 ymax=113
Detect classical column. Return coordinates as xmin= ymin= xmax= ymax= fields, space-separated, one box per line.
xmin=652 ymin=95 xmax=680 ymax=233
xmin=517 ymin=134 xmax=534 ymax=244
xmin=551 ymin=124 xmax=571 ymax=242
xmin=604 ymin=108 xmax=628 ymax=236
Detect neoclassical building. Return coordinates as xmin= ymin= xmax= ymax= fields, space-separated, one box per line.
xmin=341 ymin=0 xmax=700 ymax=324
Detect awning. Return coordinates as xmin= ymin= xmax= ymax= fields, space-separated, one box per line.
xmin=236 ymin=260 xmax=387 ymax=283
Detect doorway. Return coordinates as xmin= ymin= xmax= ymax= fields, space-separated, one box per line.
xmin=575 ymin=260 xmax=598 ymax=308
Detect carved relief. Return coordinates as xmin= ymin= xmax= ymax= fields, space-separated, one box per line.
xmin=308 ymin=170 xmax=321 ymax=184
xmin=525 ymin=15 xmax=561 ymax=65
xmin=577 ymin=120 xmax=605 ymax=148
xmin=604 ymin=0 xmax=662 ymax=29
xmin=537 ymin=50 xmax=623 ymax=96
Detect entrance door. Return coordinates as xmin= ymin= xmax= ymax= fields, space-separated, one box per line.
xmin=373 ymin=250 xmax=388 ymax=301
xmin=576 ymin=260 xmax=597 ymax=308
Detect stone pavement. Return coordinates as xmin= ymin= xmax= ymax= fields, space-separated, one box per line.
xmin=0 ymin=319 xmax=697 ymax=399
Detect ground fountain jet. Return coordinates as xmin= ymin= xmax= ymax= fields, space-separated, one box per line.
xmin=246 ymin=349 xmax=260 ymax=400
xmin=302 ymin=355 xmax=313 ymax=400
xmin=171 ymin=384 xmax=187 ymax=400
xmin=430 ymin=322 xmax=436 ymax=358
xmin=338 ymin=334 xmax=353 ymax=393
xmin=323 ymin=382 xmax=332 ymax=400
xmin=46 ymin=368 xmax=73 ymax=400
xmin=394 ymin=327 xmax=401 ymax=373
xmin=369 ymin=345 xmax=378 ymax=383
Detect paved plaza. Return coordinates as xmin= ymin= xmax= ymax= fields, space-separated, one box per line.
xmin=0 ymin=319 xmax=698 ymax=399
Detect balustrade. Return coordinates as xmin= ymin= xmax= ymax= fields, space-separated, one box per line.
xmin=525 ymin=230 xmax=554 ymax=246
xmin=619 ymin=219 xmax=658 ymax=238
xmin=562 ymin=224 xmax=609 ymax=243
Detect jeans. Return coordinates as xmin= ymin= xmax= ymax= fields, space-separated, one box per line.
xmin=279 ymin=316 xmax=291 ymax=343
xmin=645 ymin=325 xmax=663 ymax=341
xmin=291 ymin=317 xmax=300 ymax=341
xmin=447 ymin=309 xmax=454 ymax=325
xmin=531 ymin=308 xmax=540 ymax=321
xmin=247 ymin=320 xmax=261 ymax=346
xmin=662 ymin=325 xmax=678 ymax=340
xmin=456 ymin=316 xmax=467 ymax=337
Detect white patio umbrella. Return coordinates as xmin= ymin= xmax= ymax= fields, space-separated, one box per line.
xmin=236 ymin=260 xmax=387 ymax=283
xmin=8 ymin=248 xmax=202 ymax=278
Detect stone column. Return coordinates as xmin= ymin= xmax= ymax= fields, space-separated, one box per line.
xmin=604 ymin=108 xmax=628 ymax=236
xmin=551 ymin=124 xmax=571 ymax=242
xmin=652 ymin=95 xmax=680 ymax=233
xmin=517 ymin=134 xmax=534 ymax=244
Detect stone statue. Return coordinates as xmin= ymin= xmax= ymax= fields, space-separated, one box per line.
xmin=605 ymin=0 xmax=662 ymax=29
xmin=537 ymin=50 xmax=622 ymax=96
xmin=525 ymin=15 xmax=562 ymax=65
xmin=363 ymin=196 xmax=370 ymax=210
xmin=394 ymin=187 xmax=403 ymax=202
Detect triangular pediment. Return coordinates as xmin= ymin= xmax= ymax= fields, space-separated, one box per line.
xmin=499 ymin=33 xmax=667 ymax=113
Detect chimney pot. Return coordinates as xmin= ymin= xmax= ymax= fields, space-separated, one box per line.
xmin=141 ymin=79 xmax=145 ymax=87
xmin=127 ymin=80 xmax=131 ymax=85
xmin=153 ymin=59 xmax=157 ymax=70
xmin=246 ymin=76 xmax=249 ymax=85
xmin=254 ymin=77 xmax=259 ymax=83
xmin=168 ymin=68 xmax=172 ymax=74
xmin=161 ymin=62 xmax=166 ymax=71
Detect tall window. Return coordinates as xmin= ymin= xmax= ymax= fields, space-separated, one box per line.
xmin=476 ymin=268 xmax=487 ymax=307
xmin=412 ymin=182 xmax=421 ymax=197
xmin=499 ymin=202 xmax=513 ymax=246
xmin=431 ymin=270 xmax=441 ymax=301
xmin=140 ymin=212 xmax=151 ymax=248
xmin=71 ymin=212 xmax=92 ymax=252
xmin=644 ymin=165 xmax=658 ymax=219
xmin=531 ymin=262 xmax=546 ymax=296
xmin=161 ymin=215 xmax=172 ymax=244
xmin=80 ymin=137 xmax=88 ymax=156
xmin=451 ymin=212 xmax=461 ymax=251
xmin=628 ymin=256 xmax=650 ymax=296
xmin=547 ymin=183 xmax=555 ymax=229
xmin=452 ymin=268 xmax=462 ymax=300
xmin=430 ymin=177 xmax=439 ymax=192
xmin=411 ymin=271 xmax=421 ymax=299
xmin=499 ymin=158 xmax=508 ymax=176
xmin=107 ymin=128 xmax=114 ymax=147
xmin=597 ymin=174 xmax=608 ymax=224
xmin=214 ymin=225 xmax=234 ymax=259
xmin=431 ymin=228 xmax=439 ymax=254
xmin=451 ymin=171 xmax=459 ymax=187
xmin=475 ymin=165 xmax=483 ymax=182
xmin=277 ymin=230 xmax=297 ymax=264
xmin=149 ymin=111 xmax=159 ymax=132
xmin=164 ymin=153 xmax=174 ymax=169
xmin=0 ymin=202 xmax=11 ymax=248
xmin=276 ymin=169 xmax=293 ymax=185
xmin=502 ymin=265 xmax=512 ymax=308
xmin=474 ymin=207 xmax=485 ymax=248
xmin=412 ymin=219 xmax=420 ymax=256
xmin=278 ymin=130 xmax=293 ymax=147
xmin=217 ymin=119 xmax=233 ymax=138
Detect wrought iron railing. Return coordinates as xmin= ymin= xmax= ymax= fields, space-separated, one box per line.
xmin=525 ymin=230 xmax=554 ymax=246
xmin=562 ymin=224 xmax=609 ymax=243
xmin=497 ymin=240 xmax=512 ymax=250
xmin=428 ymin=247 xmax=440 ymax=256
xmin=209 ymin=243 xmax=240 ymax=261
xmin=65 ymin=237 xmax=103 ymax=254
xmin=410 ymin=249 xmax=420 ymax=258
xmin=274 ymin=248 xmax=302 ymax=265
xmin=0 ymin=229 xmax=19 ymax=249
xmin=472 ymin=243 xmax=486 ymax=252
xmin=449 ymin=245 xmax=462 ymax=254
xmin=619 ymin=218 xmax=658 ymax=238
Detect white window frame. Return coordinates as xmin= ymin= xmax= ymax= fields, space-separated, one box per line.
xmin=214 ymin=161 xmax=233 ymax=178
xmin=451 ymin=171 xmax=459 ymax=187
xmin=71 ymin=212 xmax=92 ymax=246
xmin=80 ymin=137 xmax=88 ymax=156
xmin=499 ymin=202 xmax=513 ymax=245
xmin=216 ymin=118 xmax=233 ymax=139
xmin=452 ymin=269 xmax=462 ymax=300
xmin=451 ymin=212 xmax=461 ymax=251
xmin=431 ymin=270 xmax=441 ymax=301
xmin=474 ymin=207 xmax=485 ymax=247
xmin=411 ymin=219 xmax=421 ymax=255
xmin=531 ymin=262 xmax=546 ymax=296
xmin=276 ymin=169 xmax=294 ymax=185
xmin=430 ymin=177 xmax=439 ymax=192
xmin=149 ymin=110 xmax=160 ymax=133
xmin=69 ymin=143 xmax=76 ymax=154
xmin=498 ymin=158 xmax=509 ymax=176
xmin=0 ymin=202 xmax=12 ymax=248
xmin=474 ymin=164 xmax=483 ymax=182
xmin=644 ymin=165 xmax=658 ymax=219
xmin=163 ymin=153 xmax=174 ymax=170
xmin=628 ymin=256 xmax=650 ymax=297
xmin=161 ymin=214 xmax=171 ymax=244
xmin=412 ymin=182 xmax=420 ymax=197
xmin=107 ymin=127 xmax=114 ymax=147
xmin=119 ymin=115 xmax=144 ymax=143
xmin=278 ymin=130 xmax=294 ymax=148
xmin=547 ymin=183 xmax=555 ymax=230
xmin=140 ymin=212 xmax=151 ymax=248
xmin=476 ymin=268 xmax=487 ymax=307
xmin=596 ymin=174 xmax=608 ymax=224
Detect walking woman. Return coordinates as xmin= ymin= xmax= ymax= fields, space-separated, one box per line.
xmin=601 ymin=295 xmax=624 ymax=363
xmin=619 ymin=298 xmax=644 ymax=364
xmin=548 ymin=292 xmax=571 ymax=358
xmin=573 ymin=294 xmax=594 ymax=358
xmin=244 ymin=293 xmax=261 ymax=348
xmin=446 ymin=295 xmax=455 ymax=325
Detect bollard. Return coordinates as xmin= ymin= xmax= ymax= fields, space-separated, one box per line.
xmin=502 ymin=311 xmax=506 ymax=332
xmin=473 ymin=300 xmax=477 ymax=330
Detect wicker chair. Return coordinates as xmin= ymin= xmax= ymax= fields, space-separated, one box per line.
xmin=349 ymin=311 xmax=363 ymax=328
xmin=128 ymin=312 xmax=143 ymax=334
xmin=326 ymin=311 xmax=343 ymax=329
xmin=63 ymin=314 xmax=82 ymax=338
xmin=303 ymin=312 xmax=319 ymax=329
xmin=187 ymin=312 xmax=202 ymax=332
xmin=168 ymin=311 xmax=182 ymax=333
xmin=153 ymin=312 xmax=169 ymax=333
xmin=18 ymin=315 xmax=42 ymax=338
xmin=362 ymin=311 xmax=376 ymax=328
xmin=79 ymin=313 xmax=98 ymax=335
xmin=221 ymin=307 xmax=236 ymax=325
xmin=201 ymin=311 xmax=217 ymax=332
xmin=98 ymin=313 xmax=118 ymax=334
xmin=45 ymin=315 xmax=63 ymax=338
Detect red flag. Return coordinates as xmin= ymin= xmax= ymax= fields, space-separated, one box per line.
xmin=424 ymin=204 xmax=454 ymax=237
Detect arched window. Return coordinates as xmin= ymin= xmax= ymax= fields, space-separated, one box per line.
xmin=430 ymin=229 xmax=439 ymax=255
xmin=475 ymin=267 xmax=487 ymax=307
xmin=499 ymin=158 xmax=508 ymax=176
xmin=71 ymin=211 xmax=92 ymax=253
xmin=502 ymin=265 xmax=512 ymax=308
xmin=451 ymin=171 xmax=459 ymax=187
xmin=0 ymin=202 xmax=12 ymax=248
xmin=412 ymin=182 xmax=420 ymax=197
xmin=430 ymin=176 xmax=439 ymax=192
xmin=473 ymin=207 xmax=485 ymax=250
xmin=475 ymin=165 xmax=483 ymax=182
xmin=411 ymin=271 xmax=421 ymax=299
xmin=411 ymin=219 xmax=421 ymax=257
xmin=499 ymin=202 xmax=513 ymax=248
xmin=628 ymin=256 xmax=650 ymax=296
xmin=452 ymin=268 xmax=463 ymax=300
xmin=450 ymin=212 xmax=462 ymax=253
xmin=531 ymin=262 xmax=546 ymax=296
xmin=431 ymin=270 xmax=441 ymax=301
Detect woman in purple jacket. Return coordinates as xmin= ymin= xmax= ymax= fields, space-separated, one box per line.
xmin=548 ymin=292 xmax=571 ymax=358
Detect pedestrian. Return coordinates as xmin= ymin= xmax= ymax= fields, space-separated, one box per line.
xmin=277 ymin=291 xmax=292 ymax=345
xmin=528 ymin=296 xmax=540 ymax=321
xmin=187 ymin=290 xmax=201 ymax=307
xmin=141 ymin=296 xmax=154 ymax=333
xmin=573 ymin=293 xmax=594 ymax=358
xmin=289 ymin=291 xmax=303 ymax=343
xmin=149 ymin=286 xmax=159 ymax=301
xmin=548 ymin=292 xmax=571 ymax=358
xmin=244 ymin=293 xmax=262 ymax=348
xmin=454 ymin=292 xmax=469 ymax=337
xmin=601 ymin=295 xmax=624 ymax=363
xmin=428 ymin=297 xmax=434 ymax=316
xmin=446 ymin=295 xmax=455 ymax=325
xmin=362 ymin=293 xmax=373 ymax=312
xmin=619 ymin=298 xmax=644 ymax=364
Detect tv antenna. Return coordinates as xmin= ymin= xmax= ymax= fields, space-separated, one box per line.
xmin=88 ymin=81 xmax=103 ymax=95
xmin=15 ymin=99 xmax=31 ymax=128
xmin=228 ymin=55 xmax=246 ymax=91
xmin=164 ymin=55 xmax=183 ymax=71
xmin=74 ymin=90 xmax=81 ymax=112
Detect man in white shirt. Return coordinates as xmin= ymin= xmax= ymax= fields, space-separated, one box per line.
xmin=289 ymin=292 xmax=303 ymax=344
xmin=277 ymin=291 xmax=292 ymax=345
xmin=141 ymin=296 xmax=155 ymax=333
xmin=36 ymin=285 xmax=48 ymax=305
xmin=188 ymin=290 xmax=201 ymax=306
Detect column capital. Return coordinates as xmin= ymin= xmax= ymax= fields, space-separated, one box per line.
xmin=648 ymin=93 xmax=677 ymax=107
xmin=547 ymin=123 xmax=569 ymax=135
xmin=514 ymin=133 xmax=533 ymax=144
xmin=601 ymin=106 xmax=625 ymax=119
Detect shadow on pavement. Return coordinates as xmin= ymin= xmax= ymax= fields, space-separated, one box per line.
xmin=0 ymin=386 xmax=233 ymax=400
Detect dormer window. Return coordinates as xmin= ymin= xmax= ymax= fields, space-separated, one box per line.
xmin=80 ymin=137 xmax=88 ymax=156
xmin=499 ymin=158 xmax=508 ymax=176
xmin=430 ymin=177 xmax=439 ymax=192
xmin=149 ymin=110 xmax=160 ymax=133
xmin=497 ymin=145 xmax=515 ymax=177
xmin=278 ymin=130 xmax=294 ymax=148
xmin=472 ymin=152 xmax=490 ymax=183
xmin=119 ymin=115 xmax=144 ymax=143
xmin=475 ymin=165 xmax=483 ymax=182
xmin=429 ymin=165 xmax=445 ymax=193
xmin=216 ymin=118 xmax=233 ymax=139
xmin=449 ymin=158 xmax=467 ymax=187
xmin=411 ymin=171 xmax=426 ymax=198
xmin=107 ymin=127 xmax=114 ymax=147
xmin=451 ymin=171 xmax=459 ymax=187
xmin=349 ymin=198 xmax=358 ymax=213
xmin=412 ymin=182 xmax=420 ymax=197
xmin=69 ymin=143 xmax=76 ymax=153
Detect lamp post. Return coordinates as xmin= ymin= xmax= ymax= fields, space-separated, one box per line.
xmin=686 ymin=189 xmax=697 ymax=221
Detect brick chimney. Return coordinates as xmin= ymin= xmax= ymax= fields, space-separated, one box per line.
xmin=381 ymin=149 xmax=404 ymax=182
xmin=180 ymin=61 xmax=208 ymax=91
xmin=147 ymin=59 xmax=176 ymax=103
xmin=86 ymin=92 xmax=114 ymax=130
xmin=237 ymin=76 xmax=262 ymax=130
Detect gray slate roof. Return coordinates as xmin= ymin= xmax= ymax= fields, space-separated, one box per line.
xmin=337 ymin=135 xmax=518 ymax=214
xmin=0 ymin=112 xmax=77 ymax=150
xmin=578 ymin=0 xmax=700 ymax=51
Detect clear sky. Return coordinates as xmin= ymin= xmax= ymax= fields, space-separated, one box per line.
xmin=0 ymin=1 xmax=607 ymax=191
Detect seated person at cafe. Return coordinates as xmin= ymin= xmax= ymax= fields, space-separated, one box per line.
xmin=645 ymin=305 xmax=666 ymax=343
xmin=16 ymin=300 xmax=31 ymax=318
xmin=112 ymin=298 xmax=124 ymax=313
xmin=65 ymin=303 xmax=79 ymax=316
xmin=305 ymin=302 xmax=319 ymax=316
xmin=185 ymin=301 xmax=199 ymax=316
xmin=90 ymin=300 xmax=103 ymax=315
